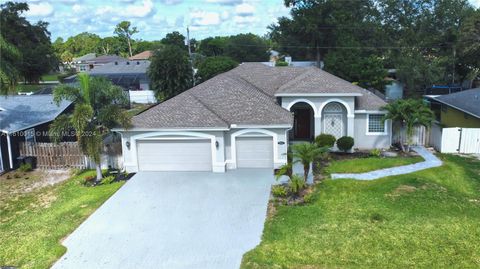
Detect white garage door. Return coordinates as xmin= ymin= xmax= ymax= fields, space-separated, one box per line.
xmin=236 ymin=136 xmax=273 ymax=168
xmin=137 ymin=139 xmax=212 ymax=171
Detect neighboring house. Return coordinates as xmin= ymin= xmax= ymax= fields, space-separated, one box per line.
xmin=115 ymin=63 xmax=391 ymax=173
xmin=429 ymin=88 xmax=480 ymax=128
xmin=85 ymin=55 xmax=128 ymax=71
xmin=72 ymin=53 xmax=97 ymax=72
xmin=129 ymin=50 xmax=153 ymax=60
xmin=0 ymin=95 xmax=72 ymax=171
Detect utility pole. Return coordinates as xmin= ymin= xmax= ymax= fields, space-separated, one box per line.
xmin=187 ymin=27 xmax=196 ymax=86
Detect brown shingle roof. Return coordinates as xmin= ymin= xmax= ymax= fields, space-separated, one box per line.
xmin=132 ymin=62 xmax=387 ymax=129
xmin=129 ymin=50 xmax=153 ymax=60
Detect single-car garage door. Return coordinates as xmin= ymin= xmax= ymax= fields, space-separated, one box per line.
xmin=137 ymin=139 xmax=212 ymax=171
xmin=236 ymin=136 xmax=273 ymax=168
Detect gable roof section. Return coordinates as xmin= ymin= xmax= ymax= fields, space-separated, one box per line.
xmin=87 ymin=55 xmax=128 ymax=64
xmin=0 ymin=95 xmax=72 ymax=134
xmin=433 ymin=88 xmax=480 ymax=118
xmin=89 ymin=60 xmax=150 ymax=75
xmin=129 ymin=51 xmax=153 ymax=60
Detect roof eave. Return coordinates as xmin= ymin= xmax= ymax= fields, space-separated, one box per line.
xmin=275 ymin=93 xmax=362 ymax=97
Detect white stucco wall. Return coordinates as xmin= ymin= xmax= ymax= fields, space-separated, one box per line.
xmin=353 ymin=113 xmax=392 ymax=149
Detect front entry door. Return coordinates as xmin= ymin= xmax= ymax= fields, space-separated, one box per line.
xmin=294 ymin=109 xmax=311 ymax=139
xmin=324 ymin=114 xmax=344 ymax=139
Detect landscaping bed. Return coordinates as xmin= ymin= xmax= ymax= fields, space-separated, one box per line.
xmin=242 ymin=154 xmax=480 ymax=268
xmin=0 ymin=169 xmax=125 ymax=269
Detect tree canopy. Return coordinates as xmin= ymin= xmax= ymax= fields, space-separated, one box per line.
xmin=114 ymin=21 xmax=138 ymax=57
xmin=196 ymin=56 xmax=238 ymax=83
xmin=148 ymin=45 xmax=193 ymax=101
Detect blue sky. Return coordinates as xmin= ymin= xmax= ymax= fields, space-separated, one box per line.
xmin=2 ymin=0 xmax=291 ymax=41
xmin=3 ymin=0 xmax=480 ymax=42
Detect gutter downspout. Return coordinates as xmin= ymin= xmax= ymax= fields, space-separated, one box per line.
xmin=6 ymin=133 xmax=13 ymax=169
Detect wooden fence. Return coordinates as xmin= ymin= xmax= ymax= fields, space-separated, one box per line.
xmin=392 ymin=124 xmax=430 ymax=146
xmin=19 ymin=142 xmax=87 ymax=169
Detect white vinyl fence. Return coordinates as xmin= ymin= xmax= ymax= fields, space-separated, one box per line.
xmin=429 ymin=124 xmax=480 ymax=154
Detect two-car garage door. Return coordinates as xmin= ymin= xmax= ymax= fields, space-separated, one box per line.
xmin=137 ymin=139 xmax=212 ymax=171
xmin=135 ymin=135 xmax=274 ymax=171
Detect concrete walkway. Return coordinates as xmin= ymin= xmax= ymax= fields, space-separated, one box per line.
xmin=331 ymin=146 xmax=442 ymax=180
xmin=52 ymin=169 xmax=274 ymax=269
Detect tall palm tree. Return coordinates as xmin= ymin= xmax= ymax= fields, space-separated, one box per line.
xmin=382 ymin=99 xmax=434 ymax=152
xmin=291 ymin=143 xmax=328 ymax=182
xmin=50 ymin=73 xmax=131 ymax=182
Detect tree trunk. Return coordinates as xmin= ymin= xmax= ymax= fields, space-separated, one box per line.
xmin=304 ymin=163 xmax=310 ymax=182
xmin=95 ymin=163 xmax=103 ymax=183
xmin=127 ymin=38 xmax=133 ymax=57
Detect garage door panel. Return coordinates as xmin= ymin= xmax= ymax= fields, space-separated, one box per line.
xmin=137 ymin=139 xmax=212 ymax=171
xmin=236 ymin=137 xmax=273 ymax=168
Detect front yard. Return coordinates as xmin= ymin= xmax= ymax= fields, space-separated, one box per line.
xmin=0 ymin=170 xmax=124 ymax=269
xmin=242 ymin=154 xmax=480 ymax=268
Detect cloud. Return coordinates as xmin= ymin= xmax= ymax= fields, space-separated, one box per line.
xmin=205 ymin=0 xmax=242 ymax=6
xmin=190 ymin=10 xmax=221 ymax=26
xmin=161 ymin=0 xmax=183 ymax=4
xmin=95 ymin=0 xmax=155 ymax=19
xmin=470 ymin=0 xmax=480 ymax=7
xmin=235 ymin=3 xmax=255 ymax=17
xmin=26 ymin=2 xmax=54 ymax=17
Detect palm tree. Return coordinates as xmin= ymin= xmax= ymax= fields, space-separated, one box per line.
xmin=382 ymin=99 xmax=434 ymax=152
xmin=291 ymin=143 xmax=328 ymax=182
xmin=50 ymin=73 xmax=131 ymax=182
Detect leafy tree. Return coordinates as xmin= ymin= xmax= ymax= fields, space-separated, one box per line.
xmin=198 ymin=36 xmax=228 ymax=56
xmin=0 ymin=2 xmax=57 ymax=83
xmin=148 ymin=45 xmax=193 ymax=101
xmin=133 ymin=40 xmax=163 ymax=54
xmin=224 ymin=33 xmax=269 ymax=62
xmin=63 ymin=32 xmax=103 ymax=56
xmin=161 ymin=31 xmax=186 ymax=49
xmin=291 ymin=143 xmax=328 ymax=182
xmin=456 ymin=9 xmax=480 ymax=85
xmin=100 ymin=36 xmax=128 ymax=56
xmin=382 ymin=99 xmax=434 ymax=152
xmin=0 ymin=35 xmax=20 ymax=94
xmin=50 ymin=74 xmax=131 ymax=182
xmin=114 ymin=21 xmax=138 ymax=57
xmin=196 ymin=56 xmax=238 ymax=82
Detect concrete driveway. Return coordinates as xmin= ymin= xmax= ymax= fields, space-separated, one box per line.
xmin=52 ymin=169 xmax=274 ymax=269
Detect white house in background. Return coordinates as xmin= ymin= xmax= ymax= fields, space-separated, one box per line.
xmin=114 ymin=63 xmax=392 ymax=173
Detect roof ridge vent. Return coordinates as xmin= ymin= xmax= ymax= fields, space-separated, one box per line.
xmin=126 ymin=61 xmax=130 ymax=65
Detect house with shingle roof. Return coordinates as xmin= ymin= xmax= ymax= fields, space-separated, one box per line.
xmin=431 ymin=88 xmax=480 ymax=128
xmin=115 ymin=63 xmax=391 ymax=173
xmin=0 ymin=95 xmax=72 ymax=171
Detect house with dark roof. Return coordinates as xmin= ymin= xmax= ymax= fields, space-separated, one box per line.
xmin=0 ymin=95 xmax=72 ymax=171
xmin=114 ymin=63 xmax=391 ymax=173
xmin=430 ymin=88 xmax=480 ymax=128
xmin=73 ymin=53 xmax=97 ymax=72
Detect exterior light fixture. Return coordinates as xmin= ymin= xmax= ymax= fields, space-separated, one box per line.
xmin=215 ymin=141 xmax=219 ymax=148
xmin=126 ymin=141 xmax=131 ymax=150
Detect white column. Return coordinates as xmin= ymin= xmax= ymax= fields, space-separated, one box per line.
xmin=6 ymin=133 xmax=13 ymax=169
xmin=347 ymin=114 xmax=355 ymax=137
xmin=314 ymin=116 xmax=322 ymax=136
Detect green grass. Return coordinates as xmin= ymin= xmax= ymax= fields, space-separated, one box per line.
xmin=0 ymin=171 xmax=124 ymax=269
xmin=15 ymin=84 xmax=44 ymax=93
xmin=41 ymin=74 xmax=60 ymax=81
xmin=326 ymin=156 xmax=424 ymax=174
xmin=242 ymin=154 xmax=480 ymax=269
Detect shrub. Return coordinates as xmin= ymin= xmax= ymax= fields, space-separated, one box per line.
xmin=337 ymin=136 xmax=354 ymax=152
xmin=19 ymin=163 xmax=32 ymax=172
xmin=315 ymin=134 xmax=336 ymax=148
xmin=303 ymin=193 xmax=314 ymax=204
xmin=275 ymin=163 xmax=292 ymax=180
xmin=84 ymin=175 xmax=96 ymax=186
xmin=101 ymin=175 xmax=115 ymax=185
xmin=275 ymin=61 xmax=289 ymax=66
xmin=370 ymin=148 xmax=382 ymax=157
xmin=289 ymin=174 xmax=306 ymax=196
xmin=272 ymin=185 xmax=288 ymax=198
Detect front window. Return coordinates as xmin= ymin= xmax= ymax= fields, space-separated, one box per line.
xmin=368 ymin=114 xmax=385 ymax=133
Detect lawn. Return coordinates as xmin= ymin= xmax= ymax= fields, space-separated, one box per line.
xmin=41 ymin=73 xmax=60 ymax=81
xmin=326 ymin=156 xmax=424 ymax=174
xmin=242 ymin=154 xmax=480 ymax=268
xmin=0 ymin=170 xmax=124 ymax=269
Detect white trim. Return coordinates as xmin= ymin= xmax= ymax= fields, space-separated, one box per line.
xmin=285 ymin=99 xmax=318 ymax=116
xmin=229 ymin=128 xmax=279 ymax=169
xmin=355 ymin=110 xmax=387 ymax=114
xmin=276 ymin=93 xmax=362 ymax=97
xmin=230 ymin=124 xmax=292 ymax=129
xmin=7 ymin=134 xmax=13 ymax=169
xmin=130 ymin=131 xmax=221 ymax=172
xmin=113 ymin=127 xmax=229 ymax=132
xmin=318 ymin=98 xmax=353 ymax=117
xmin=366 ymin=113 xmax=389 ymax=136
